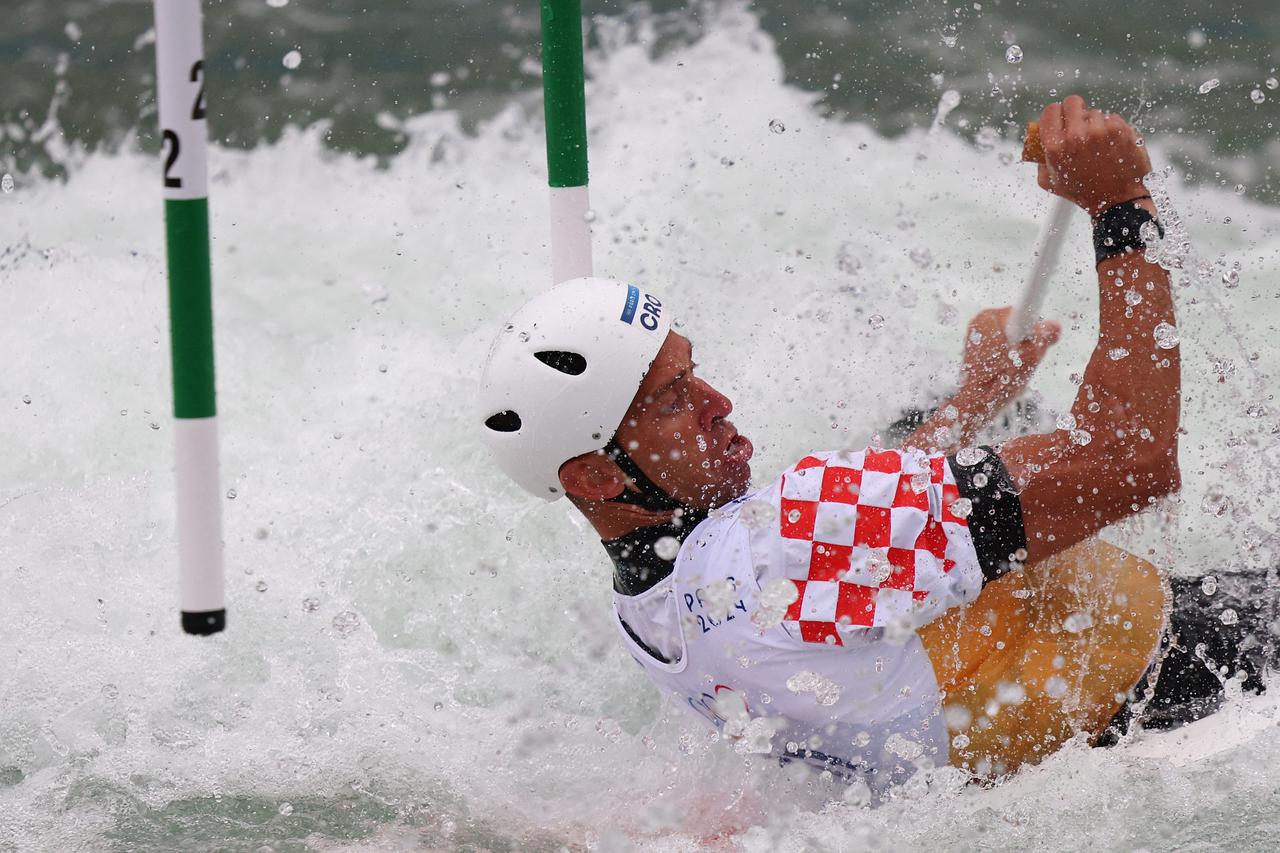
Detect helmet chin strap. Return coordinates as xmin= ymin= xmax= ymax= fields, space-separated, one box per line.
xmin=602 ymin=438 xmax=690 ymax=516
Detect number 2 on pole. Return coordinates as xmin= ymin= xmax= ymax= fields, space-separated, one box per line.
xmin=162 ymin=130 xmax=182 ymax=188
xmin=190 ymin=60 xmax=206 ymax=120
xmin=162 ymin=61 xmax=206 ymax=189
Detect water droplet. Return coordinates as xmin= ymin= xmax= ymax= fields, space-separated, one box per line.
xmin=1220 ymin=608 xmax=1239 ymax=626
xmin=1044 ymin=675 xmax=1069 ymax=698
xmin=1063 ymin=611 xmax=1094 ymax=633
xmin=753 ymin=578 xmax=800 ymax=630
xmin=1069 ymin=429 xmax=1092 ymax=446
xmin=1198 ymin=78 xmax=1220 ymax=94
xmin=996 ymin=681 xmax=1026 ymax=704
xmin=21 ymin=395 xmax=31 ymax=404
xmin=972 ymin=472 xmax=988 ymax=488
xmin=267 ymin=0 xmax=289 ymax=7
xmin=1055 ymin=413 xmax=1077 ymax=431
xmin=1200 ymin=575 xmax=1218 ymax=596
xmin=278 ymin=802 xmax=294 ymax=817
xmin=282 ymin=50 xmax=302 ymax=70
xmin=954 ymin=446 xmax=988 ymax=466
xmin=1005 ymin=45 xmax=1023 ymax=64
xmin=909 ymin=247 xmax=933 ymax=267
xmin=768 ymin=119 xmax=786 ymax=134
xmin=653 ymin=535 xmax=680 ymax=561
xmin=1251 ymin=89 xmax=1266 ymax=104
xmin=433 ymin=701 xmax=444 ymax=711
xmin=255 ymin=580 xmax=268 ymax=592
xmin=1107 ymin=347 xmax=1130 ymax=360
xmin=149 ymin=422 xmax=160 ymax=430
xmin=868 ymin=551 xmax=892 ymax=583
xmin=0 ymin=174 xmax=14 ymax=193
xmin=1201 ymin=491 xmax=1232 ymax=518
xmin=952 ymin=734 xmax=971 ymax=749
xmin=1246 ymin=404 xmax=1266 ymax=418
xmin=719 ymin=156 xmax=735 ymax=167
xmin=1222 ymin=268 xmax=1240 ymax=287
xmin=944 ymin=704 xmax=972 ymax=730
xmin=301 ymin=596 xmax=320 ymax=613
xmin=1124 ymin=289 xmax=1143 ymax=306
xmin=949 ymin=498 xmax=973 ymax=519
xmin=739 ymin=500 xmax=777 ymax=529
xmin=939 ymin=89 xmax=961 ymax=110
xmin=786 ymin=670 xmax=841 ymax=705
xmin=377 ymin=363 xmax=388 ymax=373
xmin=1268 ymin=77 xmax=1280 ymax=90
xmin=331 ymin=610 xmax=361 ymax=637
xmin=582 ymin=209 xmax=597 ymax=222
xmin=867 ymin=314 xmax=885 ymax=330
xmin=101 ymin=683 xmax=119 ymax=699
xmin=225 ymin=488 xmax=237 ymax=500
xmin=787 ymin=508 xmax=802 ymax=524
xmin=1153 ymin=322 xmax=1180 ymax=349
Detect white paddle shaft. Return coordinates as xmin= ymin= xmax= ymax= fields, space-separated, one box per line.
xmin=1007 ymin=195 xmax=1075 ymax=342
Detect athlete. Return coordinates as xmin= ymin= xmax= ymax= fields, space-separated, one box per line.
xmin=478 ymin=96 xmax=1248 ymax=797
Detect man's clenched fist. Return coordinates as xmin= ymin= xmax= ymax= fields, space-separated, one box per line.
xmin=1037 ymin=95 xmax=1153 ymax=214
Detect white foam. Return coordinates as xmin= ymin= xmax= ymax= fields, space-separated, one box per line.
xmin=3 ymin=4 xmax=1280 ymax=849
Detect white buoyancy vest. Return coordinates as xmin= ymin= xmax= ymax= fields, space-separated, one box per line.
xmin=613 ymin=447 xmax=986 ymax=796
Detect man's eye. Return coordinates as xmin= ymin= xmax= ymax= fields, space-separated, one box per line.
xmin=657 ymin=387 xmax=686 ymax=413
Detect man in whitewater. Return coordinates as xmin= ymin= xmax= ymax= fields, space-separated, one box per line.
xmin=478 ymin=96 xmax=1251 ymax=795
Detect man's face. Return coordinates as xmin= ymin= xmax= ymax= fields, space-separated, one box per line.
xmin=613 ymin=331 xmax=753 ymax=509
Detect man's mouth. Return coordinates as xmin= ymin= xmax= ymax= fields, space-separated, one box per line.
xmin=724 ymin=432 xmax=754 ymax=465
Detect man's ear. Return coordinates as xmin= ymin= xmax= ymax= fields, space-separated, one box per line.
xmin=558 ymin=451 xmax=627 ymax=501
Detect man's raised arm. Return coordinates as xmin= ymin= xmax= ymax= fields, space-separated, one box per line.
xmin=1000 ymin=95 xmax=1181 ymax=563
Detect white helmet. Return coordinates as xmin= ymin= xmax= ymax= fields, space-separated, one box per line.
xmin=478 ymin=277 xmax=672 ymax=500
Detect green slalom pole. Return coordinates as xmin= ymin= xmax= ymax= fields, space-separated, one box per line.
xmin=154 ymin=0 xmax=226 ymax=635
xmin=541 ymin=0 xmax=594 ymax=282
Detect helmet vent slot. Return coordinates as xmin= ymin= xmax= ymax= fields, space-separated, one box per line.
xmin=534 ymin=350 xmax=587 ymax=376
xmin=484 ymin=410 xmax=522 ymax=432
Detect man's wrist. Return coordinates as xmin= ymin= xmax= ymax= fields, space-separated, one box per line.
xmin=1092 ymin=194 xmax=1163 ymax=266
xmin=949 ymin=381 xmax=1007 ymax=432
xmin=1091 ymin=185 xmax=1154 ymax=218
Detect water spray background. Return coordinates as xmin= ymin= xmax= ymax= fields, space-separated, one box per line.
xmin=3 ymin=3 xmax=1280 ymax=850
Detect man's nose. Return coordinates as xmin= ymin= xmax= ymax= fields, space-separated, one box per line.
xmin=695 ymin=380 xmax=732 ymax=431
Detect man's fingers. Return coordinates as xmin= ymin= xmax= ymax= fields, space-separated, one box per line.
xmin=1062 ymin=95 xmax=1088 ymax=143
xmin=1103 ymin=113 xmax=1130 ymax=132
xmin=1136 ymin=144 xmax=1153 ymax=175
xmin=1029 ymin=319 xmax=1062 ymax=348
xmin=1040 ymin=102 xmax=1065 ymax=154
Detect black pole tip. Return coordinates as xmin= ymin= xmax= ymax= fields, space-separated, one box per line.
xmin=181 ymin=609 xmax=226 ymax=636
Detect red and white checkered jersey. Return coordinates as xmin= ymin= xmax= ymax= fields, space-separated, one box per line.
xmin=613 ymin=446 xmax=986 ymax=795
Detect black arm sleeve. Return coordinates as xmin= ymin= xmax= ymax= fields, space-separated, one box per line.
xmin=946 ymin=446 xmax=1028 ymax=584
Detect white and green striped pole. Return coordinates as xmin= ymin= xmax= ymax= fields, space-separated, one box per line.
xmin=154 ymin=0 xmax=225 ymax=635
xmin=541 ymin=0 xmax=593 ymax=282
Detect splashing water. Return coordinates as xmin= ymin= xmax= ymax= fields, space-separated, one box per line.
xmin=929 ymin=89 xmax=962 ymax=135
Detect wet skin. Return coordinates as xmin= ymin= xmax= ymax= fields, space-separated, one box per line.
xmin=557 ymin=331 xmax=754 ymax=539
